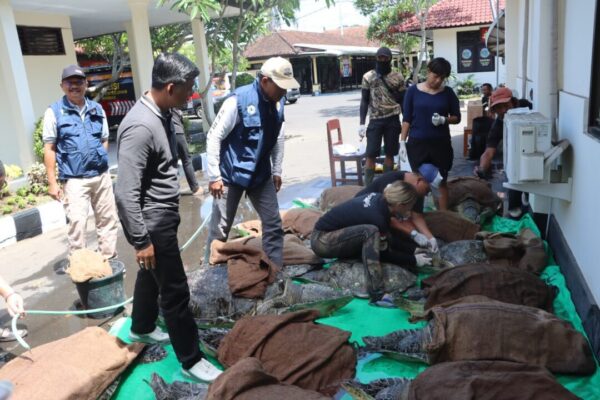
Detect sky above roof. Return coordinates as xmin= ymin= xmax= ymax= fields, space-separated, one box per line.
xmin=288 ymin=0 xmax=369 ymax=32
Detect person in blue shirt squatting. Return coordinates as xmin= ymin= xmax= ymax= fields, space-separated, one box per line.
xmin=311 ymin=181 xmax=432 ymax=304
xmin=205 ymin=57 xmax=300 ymax=268
xmin=400 ymin=57 xmax=461 ymax=210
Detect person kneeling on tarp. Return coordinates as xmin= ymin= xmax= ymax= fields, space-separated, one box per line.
xmin=310 ymin=181 xmax=431 ymax=303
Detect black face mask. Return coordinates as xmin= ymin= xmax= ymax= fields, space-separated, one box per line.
xmin=376 ymin=61 xmax=392 ymax=76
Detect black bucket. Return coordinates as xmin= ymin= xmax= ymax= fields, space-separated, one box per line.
xmin=74 ymin=260 xmax=126 ymax=319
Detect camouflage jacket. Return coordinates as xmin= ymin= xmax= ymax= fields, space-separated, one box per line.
xmin=362 ymin=70 xmax=405 ymax=119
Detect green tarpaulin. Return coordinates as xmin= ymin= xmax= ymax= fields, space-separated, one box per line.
xmin=109 ymin=214 xmax=599 ymax=399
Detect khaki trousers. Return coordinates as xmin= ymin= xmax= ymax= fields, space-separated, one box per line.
xmin=62 ymin=172 xmax=119 ymax=258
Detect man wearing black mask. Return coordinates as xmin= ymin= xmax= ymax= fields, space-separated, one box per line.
xmin=359 ymin=47 xmax=406 ymax=185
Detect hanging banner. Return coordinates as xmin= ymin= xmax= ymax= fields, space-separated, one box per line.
xmin=340 ymin=57 xmax=352 ymax=78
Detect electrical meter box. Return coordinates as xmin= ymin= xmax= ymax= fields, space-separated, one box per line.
xmin=504 ymin=111 xmax=552 ymax=183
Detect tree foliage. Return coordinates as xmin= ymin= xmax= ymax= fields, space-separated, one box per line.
xmin=150 ymin=23 xmax=193 ymax=55
xmin=77 ymin=33 xmax=129 ymax=101
xmin=354 ymin=0 xmax=434 ymax=82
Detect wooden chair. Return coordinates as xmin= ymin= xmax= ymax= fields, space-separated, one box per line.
xmin=326 ymin=119 xmax=364 ymax=187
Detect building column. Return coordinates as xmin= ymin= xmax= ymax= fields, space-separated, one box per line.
xmin=191 ymin=18 xmax=214 ymax=130
xmin=0 ymin=0 xmax=35 ymax=167
xmin=311 ymin=56 xmax=321 ymax=95
xmin=125 ymin=0 xmax=154 ymax=99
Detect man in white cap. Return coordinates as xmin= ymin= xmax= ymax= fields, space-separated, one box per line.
xmin=42 ymin=64 xmax=118 ymax=260
xmin=206 ymin=57 xmax=299 ymax=267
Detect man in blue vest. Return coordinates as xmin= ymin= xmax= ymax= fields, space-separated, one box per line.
xmin=206 ymin=57 xmax=300 ymax=268
xmin=43 ymin=65 xmax=118 ymax=260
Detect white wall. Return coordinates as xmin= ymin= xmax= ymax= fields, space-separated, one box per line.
xmin=13 ymin=12 xmax=78 ymax=119
xmin=433 ymin=26 xmax=506 ymax=88
xmin=551 ymin=0 xmax=600 ymax=303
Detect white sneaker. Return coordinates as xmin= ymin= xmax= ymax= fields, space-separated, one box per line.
xmin=182 ymin=358 xmax=223 ymax=382
xmin=129 ymin=327 xmax=170 ymax=344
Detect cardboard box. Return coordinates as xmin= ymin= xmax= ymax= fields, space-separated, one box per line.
xmin=466 ymin=100 xmax=484 ymax=129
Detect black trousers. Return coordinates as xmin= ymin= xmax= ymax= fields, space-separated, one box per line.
xmin=131 ymin=208 xmax=201 ymax=369
xmin=176 ymin=134 xmax=199 ymax=193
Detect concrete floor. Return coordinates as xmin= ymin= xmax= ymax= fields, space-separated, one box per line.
xmin=0 ymin=90 xmax=489 ymax=359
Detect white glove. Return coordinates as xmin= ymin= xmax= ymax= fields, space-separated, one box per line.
xmin=399 ymin=140 xmax=408 ymax=164
xmin=428 ymin=237 xmax=439 ymax=253
xmin=411 ymin=230 xmax=429 ymax=247
xmin=358 ymin=125 xmax=367 ymax=140
xmin=431 ymin=113 xmax=447 ymax=126
xmin=415 ymin=253 xmax=432 ymax=267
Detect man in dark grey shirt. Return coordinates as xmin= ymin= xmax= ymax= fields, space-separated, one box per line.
xmin=115 ymin=53 xmax=221 ymax=382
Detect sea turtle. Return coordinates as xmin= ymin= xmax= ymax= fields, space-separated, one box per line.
xmin=362 ymin=323 xmax=433 ymax=364
xmin=437 ymin=240 xmax=488 ymax=267
xmin=187 ymin=266 xmax=353 ymax=325
xmin=298 ymin=261 xmax=417 ymax=298
xmin=361 ymin=297 xmax=597 ymax=375
xmin=138 ymin=343 xmax=168 ymax=364
xmin=342 ymin=377 xmax=412 ymax=400
xmin=197 ymin=327 xmax=230 ymax=359
xmin=394 ymin=263 xmax=557 ymax=318
xmin=146 ymin=373 xmax=208 ymax=400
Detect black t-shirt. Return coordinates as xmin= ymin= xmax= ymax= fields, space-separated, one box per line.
xmin=355 ymin=171 xmax=424 ymax=213
xmin=314 ymin=193 xmax=391 ymax=233
xmin=486 ymin=118 xmax=504 ymax=149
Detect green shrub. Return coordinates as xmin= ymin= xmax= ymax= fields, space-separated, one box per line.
xmin=235 ymin=73 xmax=255 ymax=88
xmin=16 ymin=187 xmax=28 ymax=197
xmin=5 ymin=197 xmax=16 ymax=206
xmin=33 ymin=117 xmax=44 ymax=161
xmin=5 ymin=164 xmax=22 ymax=180
xmin=27 ymin=162 xmax=49 ymax=187
xmin=16 ymin=198 xmax=27 ymax=209
xmin=26 ymin=194 xmax=37 ymax=205
xmin=2 ymin=206 xmax=12 ymax=215
xmin=0 ymin=186 xmax=9 ymax=199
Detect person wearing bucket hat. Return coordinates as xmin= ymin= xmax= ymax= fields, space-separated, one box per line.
xmin=400 ymin=57 xmax=461 ymax=211
xmin=474 ymin=87 xmax=514 ymax=179
xmin=205 ymin=57 xmax=299 ymax=269
xmin=359 ymin=47 xmax=406 ymax=185
xmin=42 ymin=64 xmax=119 ymax=261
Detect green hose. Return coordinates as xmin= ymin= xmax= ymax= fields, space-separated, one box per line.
xmin=12 ymin=296 xmax=134 ymax=351
xmin=11 ymin=209 xmax=212 ymax=351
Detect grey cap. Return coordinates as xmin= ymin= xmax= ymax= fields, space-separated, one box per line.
xmin=61 ymin=65 xmax=86 ymax=80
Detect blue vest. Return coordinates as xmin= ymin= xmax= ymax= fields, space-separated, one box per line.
xmin=220 ymin=80 xmax=285 ymax=188
xmin=50 ymin=97 xmax=108 ymax=180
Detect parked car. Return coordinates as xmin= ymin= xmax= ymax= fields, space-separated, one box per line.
xmin=285 ymin=87 xmax=300 ymax=104
xmin=181 ymin=82 xmax=229 ymax=120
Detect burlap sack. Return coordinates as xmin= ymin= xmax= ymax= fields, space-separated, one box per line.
xmin=421 ymin=263 xmax=556 ymax=312
xmin=66 ymin=248 xmax=112 ymax=283
xmin=281 ymin=208 xmax=323 ymax=239
xmin=218 ymin=310 xmax=356 ymax=395
xmin=423 ymin=211 xmax=480 ymax=242
xmin=207 ymin=357 xmax=328 ymax=400
xmin=318 ymin=185 xmax=362 ymax=211
xmin=408 ymin=360 xmax=579 ymax=400
xmin=447 ymin=176 xmax=501 ymax=209
xmin=210 ymin=239 xmax=278 ymax=299
xmin=480 ymin=228 xmax=548 ymax=274
xmin=424 ymin=297 xmax=596 ymax=375
xmin=244 ymin=235 xmax=323 ymax=265
xmin=0 ymin=327 xmax=144 ymax=400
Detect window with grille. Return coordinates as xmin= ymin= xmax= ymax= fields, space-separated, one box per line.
xmin=17 ymin=26 xmax=65 ymax=56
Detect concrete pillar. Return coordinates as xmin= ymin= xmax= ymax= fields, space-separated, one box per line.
xmin=125 ymin=0 xmax=154 ymax=99
xmin=191 ymin=18 xmax=215 ymax=129
xmin=311 ymin=56 xmax=321 ymax=94
xmin=0 ymin=0 xmax=35 ymax=167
